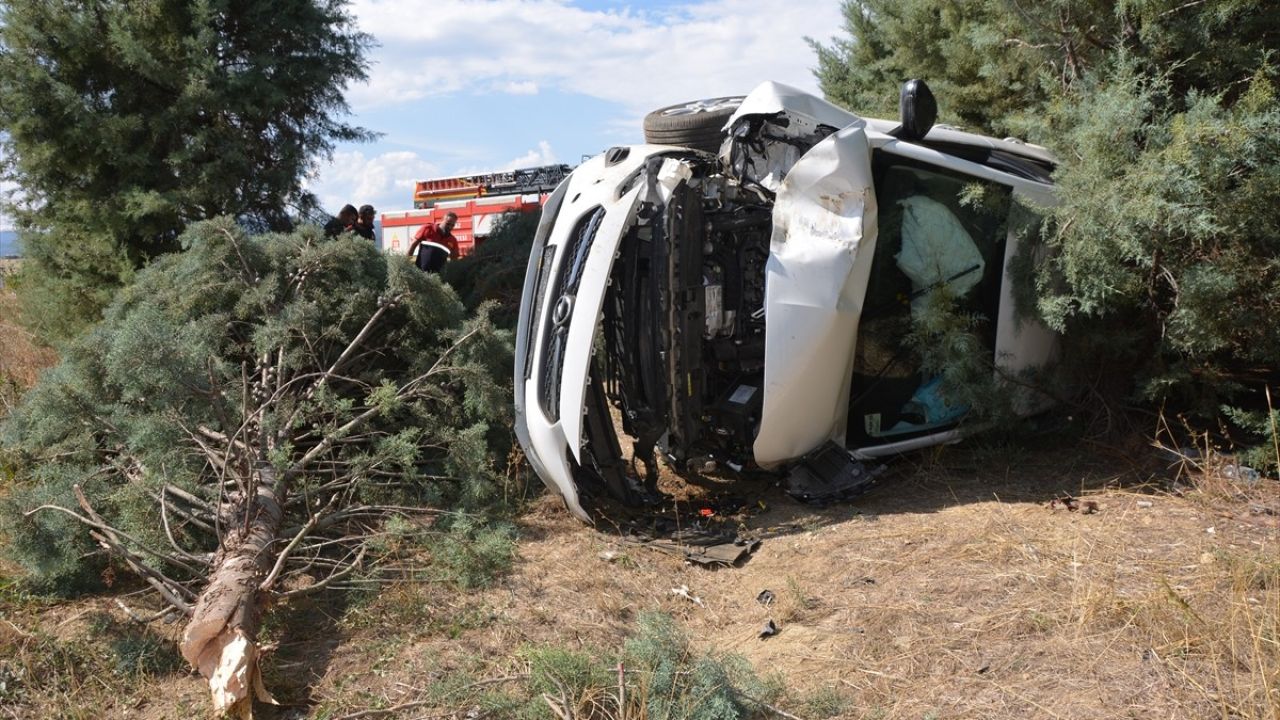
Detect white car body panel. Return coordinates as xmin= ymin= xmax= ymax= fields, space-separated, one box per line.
xmin=517 ymin=148 xmax=674 ymax=522
xmin=725 ymin=81 xmax=859 ymax=133
xmin=752 ymin=121 xmax=878 ymax=467
xmin=558 ymin=183 xmax=643 ymax=466
xmin=850 ymin=429 xmax=964 ymax=460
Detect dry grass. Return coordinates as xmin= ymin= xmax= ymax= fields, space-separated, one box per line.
xmin=0 ymin=280 xmax=56 ymax=414
xmin=1 ymin=442 xmax=1277 ymax=719
xmin=278 ymin=445 xmax=1278 ymax=720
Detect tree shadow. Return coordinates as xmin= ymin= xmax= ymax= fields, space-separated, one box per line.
xmin=255 ymin=590 xmax=354 ymax=719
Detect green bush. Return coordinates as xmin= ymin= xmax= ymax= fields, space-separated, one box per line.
xmin=622 ymin=612 xmax=781 ymax=720
xmin=432 ymin=516 xmax=518 ymax=590
xmin=523 ymin=646 xmax=609 ymax=707
xmin=442 ymin=211 xmax=540 ymax=328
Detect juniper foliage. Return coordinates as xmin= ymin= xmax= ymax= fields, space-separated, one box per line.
xmin=622 ymin=612 xmax=779 ymax=720
xmin=0 ymin=219 xmax=512 ymax=593
xmin=815 ymin=0 xmax=1280 ymax=457
xmin=442 ymin=211 xmax=541 ymax=329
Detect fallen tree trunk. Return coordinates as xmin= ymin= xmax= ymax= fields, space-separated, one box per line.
xmin=180 ymin=461 xmax=284 ymax=719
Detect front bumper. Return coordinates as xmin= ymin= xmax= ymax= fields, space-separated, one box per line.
xmin=514 ymin=146 xmax=690 ymax=521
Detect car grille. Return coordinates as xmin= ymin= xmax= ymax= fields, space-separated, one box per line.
xmin=523 ymin=243 xmax=558 ymax=381
xmin=538 ymin=206 xmax=605 ymax=421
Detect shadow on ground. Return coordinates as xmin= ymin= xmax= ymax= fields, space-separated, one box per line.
xmin=577 ymin=433 xmax=1161 ymax=563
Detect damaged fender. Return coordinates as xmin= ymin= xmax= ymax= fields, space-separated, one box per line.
xmin=753 ymin=121 xmax=878 ymax=467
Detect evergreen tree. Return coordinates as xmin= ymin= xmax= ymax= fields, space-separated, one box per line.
xmin=0 ymin=219 xmax=512 ymax=713
xmin=814 ymin=1 xmax=1280 ymax=458
xmin=442 ymin=210 xmax=541 ymax=328
xmin=0 ymin=0 xmax=373 ymax=341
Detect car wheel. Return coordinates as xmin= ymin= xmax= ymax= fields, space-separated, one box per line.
xmin=642 ymin=96 xmax=744 ymax=153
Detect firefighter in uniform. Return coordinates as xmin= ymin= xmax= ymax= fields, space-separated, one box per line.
xmin=407 ymin=212 xmax=459 ymax=273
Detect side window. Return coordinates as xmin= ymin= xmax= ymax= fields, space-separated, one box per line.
xmin=848 ymin=153 xmax=1012 ymax=443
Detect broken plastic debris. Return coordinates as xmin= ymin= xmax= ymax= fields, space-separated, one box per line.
xmin=626 ymin=529 xmax=761 ymax=567
xmin=1048 ymin=496 xmax=1099 ymax=514
xmin=1136 ymin=500 xmax=1153 ymax=509
xmin=785 ymin=442 xmax=883 ymax=504
xmin=671 ymin=585 xmax=705 ymax=608
xmin=756 ymin=589 xmax=775 ymax=606
xmin=758 ymin=619 xmax=779 ymax=639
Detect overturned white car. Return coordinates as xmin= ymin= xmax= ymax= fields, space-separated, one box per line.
xmin=514 ymin=81 xmax=1058 ymax=521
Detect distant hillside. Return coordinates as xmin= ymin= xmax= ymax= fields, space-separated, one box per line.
xmin=0 ymin=231 xmax=18 ymax=257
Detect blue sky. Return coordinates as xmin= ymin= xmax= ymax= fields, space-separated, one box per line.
xmin=306 ymin=0 xmax=847 ymax=215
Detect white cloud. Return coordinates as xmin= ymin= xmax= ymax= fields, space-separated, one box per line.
xmin=453 ymin=140 xmax=559 ymax=175
xmin=307 ymin=150 xmax=441 ymax=215
xmin=346 ymin=0 xmax=842 ymax=113
xmin=0 ymin=182 xmax=21 ymax=231
xmin=318 ymin=0 xmax=846 ymax=210
xmin=501 ymin=80 xmax=540 ymax=95
xmin=501 ymin=141 xmax=557 ymax=170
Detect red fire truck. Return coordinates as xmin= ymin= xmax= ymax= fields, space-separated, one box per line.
xmin=379 ymin=164 xmax=572 ymax=257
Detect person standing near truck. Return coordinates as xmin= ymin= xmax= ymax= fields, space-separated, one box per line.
xmin=353 ymin=204 xmax=377 ymax=241
xmin=324 ymin=204 xmax=359 ymax=237
xmin=406 ymin=212 xmax=459 ymax=273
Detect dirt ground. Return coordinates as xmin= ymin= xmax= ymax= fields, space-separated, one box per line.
xmin=4 ymin=440 xmax=1278 ymax=719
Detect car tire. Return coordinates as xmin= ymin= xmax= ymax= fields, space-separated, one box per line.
xmin=642 ymin=96 xmax=744 ymax=153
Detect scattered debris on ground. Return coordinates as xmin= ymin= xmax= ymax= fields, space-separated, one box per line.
xmin=1048 ymin=495 xmax=1100 ymax=514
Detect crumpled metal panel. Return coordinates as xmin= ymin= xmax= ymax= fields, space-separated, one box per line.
xmin=753 ymin=121 xmax=878 ymax=467
xmin=724 ymin=80 xmax=859 ymax=133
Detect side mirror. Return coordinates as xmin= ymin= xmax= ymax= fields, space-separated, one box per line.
xmin=891 ymin=79 xmax=937 ymax=141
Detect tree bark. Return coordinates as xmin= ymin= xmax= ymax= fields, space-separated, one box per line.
xmin=180 ymin=461 xmax=284 ymax=719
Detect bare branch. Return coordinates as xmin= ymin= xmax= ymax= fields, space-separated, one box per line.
xmin=24 ymin=501 xmax=202 ymax=577
xmin=115 ymin=598 xmax=176 ymax=624
xmin=287 ymin=403 xmax=384 ymax=475
xmin=399 ymin=323 xmax=486 ymax=397
xmin=259 ymin=495 xmax=338 ymax=592
xmin=275 ymin=544 xmax=368 ymax=599
xmin=88 ymin=526 xmax=194 ymax=615
xmin=161 ymin=483 xmax=214 ymax=513
xmin=195 ymin=424 xmax=251 ymax=455
xmin=159 ymin=490 xmax=212 ymax=567
xmin=280 ymin=295 xmax=405 ymax=437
